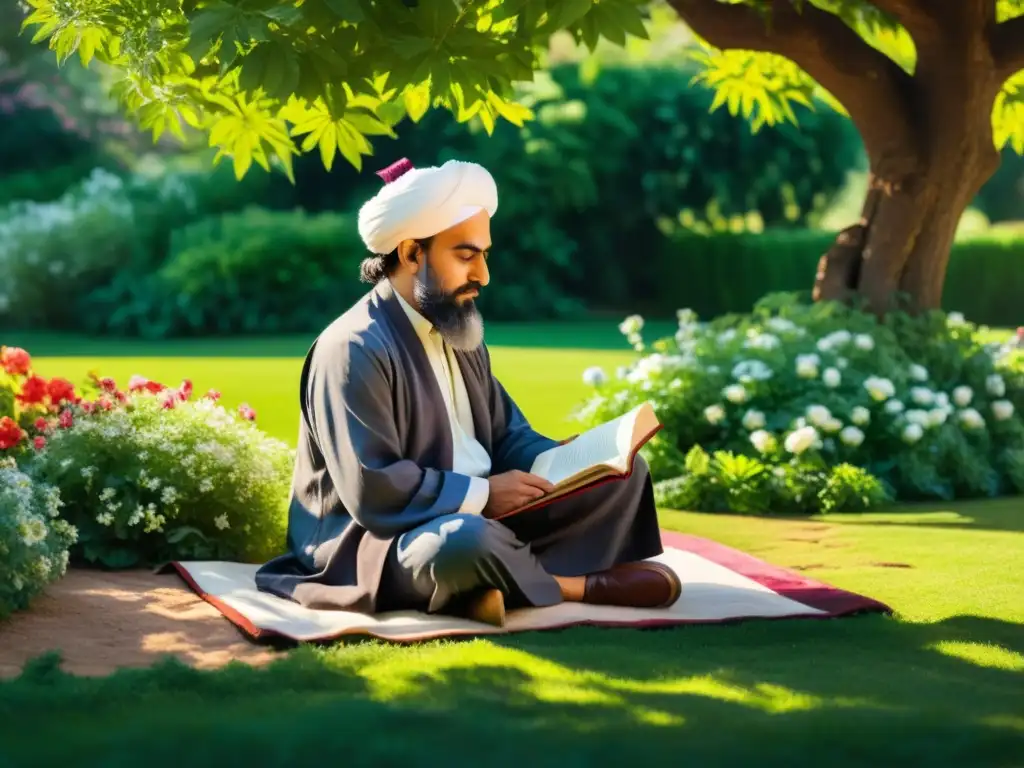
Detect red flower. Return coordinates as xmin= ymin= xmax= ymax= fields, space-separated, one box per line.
xmin=99 ymin=377 xmax=117 ymax=393
xmin=82 ymin=401 xmax=96 ymax=414
xmin=97 ymin=395 xmax=114 ymax=411
xmin=238 ymin=403 xmax=257 ymax=421
xmin=0 ymin=416 xmax=25 ymax=449
xmin=33 ymin=436 xmax=46 ymax=450
xmin=34 ymin=417 xmax=48 ymax=431
xmin=205 ymin=389 xmax=221 ymax=402
xmin=114 ymin=390 xmax=127 ymax=402
xmin=17 ymin=376 xmax=48 ymax=405
xmin=160 ymin=390 xmax=177 ymax=410
xmin=178 ymin=379 xmax=193 ymax=401
xmin=47 ymin=377 xmax=76 ymax=405
xmin=145 ymin=380 xmax=165 ymax=394
xmin=58 ymin=409 xmax=73 ymax=429
xmin=1 ymin=347 xmax=31 ymax=376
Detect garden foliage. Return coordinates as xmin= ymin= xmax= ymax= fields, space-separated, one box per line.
xmin=577 ymin=296 xmax=1024 ymax=513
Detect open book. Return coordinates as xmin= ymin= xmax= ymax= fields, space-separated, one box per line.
xmin=490 ymin=401 xmax=662 ymax=520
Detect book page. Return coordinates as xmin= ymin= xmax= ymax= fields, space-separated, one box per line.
xmin=530 ymin=403 xmax=649 ymax=486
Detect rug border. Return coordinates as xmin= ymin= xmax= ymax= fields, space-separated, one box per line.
xmin=168 ymin=530 xmax=891 ymax=644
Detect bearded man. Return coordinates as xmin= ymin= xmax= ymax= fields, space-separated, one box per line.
xmin=255 ymin=158 xmax=681 ymax=626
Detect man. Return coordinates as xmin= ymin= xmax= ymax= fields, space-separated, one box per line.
xmin=255 ymin=158 xmax=681 ymax=626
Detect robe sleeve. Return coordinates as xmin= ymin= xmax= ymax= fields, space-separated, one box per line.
xmin=307 ymin=339 xmax=480 ymax=539
xmin=485 ymin=349 xmax=560 ymax=474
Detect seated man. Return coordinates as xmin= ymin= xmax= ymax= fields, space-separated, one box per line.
xmin=255 ymin=157 xmax=681 ymax=626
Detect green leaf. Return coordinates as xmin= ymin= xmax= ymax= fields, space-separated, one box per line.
xmin=417 ymin=0 xmax=461 ymax=37
xmin=261 ymin=3 xmax=305 ymax=26
xmin=238 ymin=43 xmax=301 ymax=100
xmin=404 ymin=83 xmax=431 ymax=122
xmin=596 ymin=0 xmax=649 ymax=40
xmin=590 ymin=3 xmax=628 ymax=47
xmin=325 ymin=0 xmax=366 ymax=23
xmin=344 ymin=110 xmax=397 ymax=137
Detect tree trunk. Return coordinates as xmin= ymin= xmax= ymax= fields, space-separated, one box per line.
xmin=813 ymin=146 xmax=999 ymax=315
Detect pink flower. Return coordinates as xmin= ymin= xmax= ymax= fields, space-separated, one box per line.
xmin=205 ymin=389 xmax=221 ymax=402
xmin=1 ymin=346 xmax=32 ymax=376
xmin=128 ymin=375 xmax=149 ymax=392
xmin=99 ymin=377 xmax=117 ymax=393
xmin=34 ymin=417 xmax=48 ymax=432
xmin=58 ymin=409 xmax=73 ymax=429
xmin=178 ymin=379 xmax=193 ymax=401
xmin=33 ymin=436 xmax=46 ymax=451
xmin=160 ymin=391 xmax=177 ymax=410
xmin=238 ymin=403 xmax=257 ymax=422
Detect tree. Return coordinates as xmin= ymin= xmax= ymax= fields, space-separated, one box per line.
xmin=19 ymin=0 xmax=1024 ymax=314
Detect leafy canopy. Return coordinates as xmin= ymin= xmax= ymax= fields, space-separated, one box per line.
xmin=19 ymin=0 xmax=651 ymax=180
xmin=20 ymin=0 xmax=1024 ymax=180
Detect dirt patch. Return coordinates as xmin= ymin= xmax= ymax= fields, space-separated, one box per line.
xmin=0 ymin=569 xmax=284 ymax=679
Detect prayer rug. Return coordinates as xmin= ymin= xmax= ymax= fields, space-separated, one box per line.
xmin=167 ymin=532 xmax=890 ymax=643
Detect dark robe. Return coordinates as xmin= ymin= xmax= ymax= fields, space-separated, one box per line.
xmin=255 ymin=280 xmax=662 ymax=613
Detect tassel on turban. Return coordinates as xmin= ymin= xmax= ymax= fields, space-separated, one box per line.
xmin=357 ymin=158 xmax=498 ymax=254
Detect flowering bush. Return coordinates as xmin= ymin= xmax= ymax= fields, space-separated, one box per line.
xmin=1 ymin=346 xmax=293 ymax=567
xmin=0 ymin=458 xmax=77 ymax=620
xmin=27 ymin=378 xmax=293 ymax=568
xmin=575 ymin=294 xmax=1024 ymax=513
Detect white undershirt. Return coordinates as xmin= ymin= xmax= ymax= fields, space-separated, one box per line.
xmin=393 ymin=284 xmax=491 ymax=514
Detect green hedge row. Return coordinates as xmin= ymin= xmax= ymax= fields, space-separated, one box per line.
xmin=627 ymin=230 xmax=1023 ymax=328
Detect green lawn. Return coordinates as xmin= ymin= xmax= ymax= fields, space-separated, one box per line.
xmin=2 ymin=327 xmax=1022 ymax=765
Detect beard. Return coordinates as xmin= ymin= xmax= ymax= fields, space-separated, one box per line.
xmin=413 ymin=263 xmax=485 ymax=351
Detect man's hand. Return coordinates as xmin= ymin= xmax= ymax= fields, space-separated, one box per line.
xmin=483 ymin=470 xmax=556 ymax=519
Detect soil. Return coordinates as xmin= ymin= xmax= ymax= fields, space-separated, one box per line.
xmin=0 ymin=568 xmax=283 ymax=679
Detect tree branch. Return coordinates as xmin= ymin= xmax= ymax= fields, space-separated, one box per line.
xmin=667 ymin=0 xmax=921 ymax=175
xmin=992 ymin=14 xmax=1024 ymax=80
xmin=868 ymin=0 xmax=937 ymax=36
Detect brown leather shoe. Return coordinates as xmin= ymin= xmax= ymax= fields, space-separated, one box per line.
xmin=583 ymin=562 xmax=682 ymax=609
xmin=466 ymin=588 xmax=506 ymax=627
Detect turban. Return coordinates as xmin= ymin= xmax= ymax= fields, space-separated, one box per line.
xmin=358 ymin=158 xmax=498 ymax=254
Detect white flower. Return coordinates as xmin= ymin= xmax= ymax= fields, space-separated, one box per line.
xmin=947 ymin=311 xmax=966 ymax=328
xmin=796 ymin=354 xmax=820 ymax=379
xmin=953 ymin=386 xmax=973 ymax=407
xmin=992 ymin=400 xmax=1015 ymax=421
xmin=850 ymin=406 xmax=871 ymax=426
xmin=823 ymin=417 xmax=843 ymax=434
xmin=909 ymin=364 xmax=930 ymax=382
xmin=745 ymin=333 xmax=781 ymax=351
xmin=806 ymin=405 xmax=832 ymax=427
xmin=742 ymin=409 xmax=766 ymax=431
xmin=704 ymin=404 xmax=726 ymax=425
xmin=99 ymin=487 xmax=117 ymax=502
xmin=669 ymin=378 xmax=683 ymax=390
xmin=582 ymin=366 xmax=607 ymax=387
xmin=676 ymin=308 xmax=698 ymax=326
xmin=619 ymin=314 xmax=643 ymax=337
xmin=902 ymin=423 xmax=924 ymax=444
xmin=732 ymin=360 xmax=773 ymax=383
xmin=817 ymin=330 xmax=850 ymax=352
xmin=749 ymin=430 xmax=777 ymax=454
xmin=934 ymin=392 xmax=950 ymax=409
xmin=884 ymin=399 xmax=905 ymax=415
xmin=214 ymin=514 xmax=230 ymax=530
xmin=616 ymin=366 xmax=629 ymax=380
xmin=198 ymin=478 xmax=214 ymax=494
xmin=766 ymin=317 xmax=798 ymax=334
xmin=95 ymin=512 xmax=115 ymax=526
xmin=905 ymin=409 xmax=931 ymax=427
xmin=910 ymin=387 xmax=934 ymax=406
xmin=854 ymin=334 xmax=875 ymax=351
xmin=723 ymin=384 xmax=748 ymax=404
xmin=929 ymin=408 xmax=949 ymax=427
xmin=986 ymin=375 xmax=1006 ymax=398
xmin=840 ymin=426 xmax=865 ymax=447
xmin=784 ymin=426 xmax=819 ymax=455
xmin=958 ymin=408 xmax=985 ymax=430
xmin=864 ymin=377 xmax=896 ymax=402
xmin=718 ymin=329 xmax=737 ymax=344
xmin=822 ymin=367 xmax=842 ymax=388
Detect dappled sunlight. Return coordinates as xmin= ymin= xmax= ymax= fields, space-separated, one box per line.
xmin=929 ymin=641 xmax=1024 ymax=672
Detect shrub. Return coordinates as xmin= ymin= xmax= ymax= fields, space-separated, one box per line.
xmin=574 ymin=294 xmax=1024 ymax=513
xmin=0 ymin=457 xmax=77 ymax=620
xmin=24 ymin=376 xmax=293 ymax=568
xmin=94 ymin=207 xmax=371 ymax=337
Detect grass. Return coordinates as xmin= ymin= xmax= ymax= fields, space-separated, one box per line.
xmin=2 ymin=326 xmax=1022 ymax=765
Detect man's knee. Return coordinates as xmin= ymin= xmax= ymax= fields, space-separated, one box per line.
xmin=430 ymin=513 xmax=494 ymax=578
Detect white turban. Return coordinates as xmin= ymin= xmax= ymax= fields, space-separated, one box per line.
xmin=358 ymin=158 xmax=498 ymax=254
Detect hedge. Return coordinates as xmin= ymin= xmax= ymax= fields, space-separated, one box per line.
xmin=628 ymin=229 xmax=1023 ymax=328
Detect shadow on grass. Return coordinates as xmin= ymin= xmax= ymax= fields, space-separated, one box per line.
xmin=1 ymin=613 xmax=1020 ymax=767
xmin=818 ymin=496 xmax=1024 ymax=534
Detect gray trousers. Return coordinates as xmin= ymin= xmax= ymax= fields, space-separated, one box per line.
xmin=377 ymin=463 xmax=663 ymax=614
